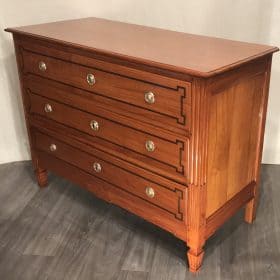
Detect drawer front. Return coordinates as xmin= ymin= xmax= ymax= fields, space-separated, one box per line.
xmin=28 ymin=93 xmax=187 ymax=177
xmin=34 ymin=131 xmax=184 ymax=220
xmin=21 ymin=48 xmax=191 ymax=130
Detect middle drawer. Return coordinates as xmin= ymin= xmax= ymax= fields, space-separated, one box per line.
xmin=28 ymin=92 xmax=188 ymax=182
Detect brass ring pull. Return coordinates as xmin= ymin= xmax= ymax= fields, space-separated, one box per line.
xmin=145 ymin=140 xmax=155 ymax=152
xmin=39 ymin=61 xmax=47 ymax=71
xmin=90 ymin=120 xmax=99 ymax=131
xmin=93 ymin=162 xmax=102 ymax=173
xmin=49 ymin=144 xmax=57 ymax=152
xmin=144 ymin=91 xmax=155 ymax=104
xmin=145 ymin=187 xmax=155 ymax=198
xmin=87 ymin=73 xmax=96 ymax=85
xmin=44 ymin=103 xmax=52 ymax=113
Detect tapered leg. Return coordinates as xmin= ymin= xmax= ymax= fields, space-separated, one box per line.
xmin=186 ymin=183 xmax=207 ymax=273
xmin=187 ymin=247 xmax=205 ymax=273
xmin=35 ymin=167 xmax=48 ymax=187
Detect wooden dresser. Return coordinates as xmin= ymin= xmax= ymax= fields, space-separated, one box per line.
xmin=5 ymin=17 xmax=278 ymax=272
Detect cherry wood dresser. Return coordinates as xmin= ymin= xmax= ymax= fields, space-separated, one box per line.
xmin=5 ymin=17 xmax=278 ymax=272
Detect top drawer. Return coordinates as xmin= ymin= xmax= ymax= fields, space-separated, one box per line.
xmin=20 ymin=47 xmax=191 ymax=133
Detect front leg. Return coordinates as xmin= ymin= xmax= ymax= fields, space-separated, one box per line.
xmin=187 ymin=246 xmax=205 ymax=273
xmin=35 ymin=167 xmax=48 ymax=187
xmin=186 ymin=184 xmax=207 ymax=273
xmin=31 ymin=149 xmax=48 ymax=188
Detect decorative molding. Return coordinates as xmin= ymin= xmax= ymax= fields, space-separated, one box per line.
xmin=188 ymin=79 xmax=209 ymax=186
xmin=175 ymin=188 xmax=184 ymax=221
xmin=186 ymin=78 xmax=210 ymax=271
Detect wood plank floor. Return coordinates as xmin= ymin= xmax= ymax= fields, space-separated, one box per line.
xmin=0 ymin=161 xmax=279 ymax=280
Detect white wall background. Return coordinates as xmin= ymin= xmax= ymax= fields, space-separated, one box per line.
xmin=0 ymin=0 xmax=279 ymax=164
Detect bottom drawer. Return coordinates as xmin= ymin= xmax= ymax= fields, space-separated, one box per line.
xmin=36 ymin=148 xmax=187 ymax=241
xmin=33 ymin=131 xmax=186 ymax=222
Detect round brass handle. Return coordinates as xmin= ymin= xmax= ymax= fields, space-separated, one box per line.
xmin=93 ymin=162 xmax=102 ymax=173
xmin=87 ymin=73 xmax=96 ymax=85
xmin=44 ymin=103 xmax=52 ymax=113
xmin=145 ymin=187 xmax=155 ymax=198
xmin=90 ymin=120 xmax=99 ymax=131
xmin=144 ymin=91 xmax=155 ymax=104
xmin=39 ymin=61 xmax=47 ymax=72
xmin=49 ymin=144 xmax=57 ymax=152
xmin=145 ymin=140 xmax=155 ymax=152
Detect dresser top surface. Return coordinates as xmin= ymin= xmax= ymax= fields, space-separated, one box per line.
xmin=6 ymin=17 xmax=278 ymax=77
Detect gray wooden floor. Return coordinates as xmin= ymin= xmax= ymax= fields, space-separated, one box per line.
xmin=0 ymin=161 xmax=279 ymax=280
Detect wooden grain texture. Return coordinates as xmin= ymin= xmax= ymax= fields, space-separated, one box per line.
xmin=0 ymin=161 xmax=280 ymax=280
xmin=15 ymin=35 xmax=193 ymax=85
xmin=245 ymin=58 xmax=272 ymax=224
xmin=16 ymin=36 xmax=192 ymax=137
xmin=24 ymin=74 xmax=191 ymax=137
xmin=27 ymin=92 xmax=188 ymax=179
xmin=186 ymin=77 xmax=209 ymax=272
xmin=33 ymin=131 xmax=185 ymax=219
xmin=206 ymin=181 xmax=255 ymax=238
xmin=5 ymin=18 xmax=278 ymax=273
xmin=28 ymin=118 xmax=187 ymax=192
xmin=21 ymin=47 xmax=191 ymax=124
xmin=206 ymin=57 xmax=271 ymax=217
xmin=5 ymin=17 xmax=278 ymax=77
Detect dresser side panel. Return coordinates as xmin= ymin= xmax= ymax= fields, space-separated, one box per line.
xmin=12 ymin=37 xmax=38 ymax=168
xmin=205 ymin=56 xmax=272 ymax=217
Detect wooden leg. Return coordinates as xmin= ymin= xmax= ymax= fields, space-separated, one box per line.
xmin=244 ymin=184 xmax=258 ymax=223
xmin=187 ymin=247 xmax=205 ymax=273
xmin=35 ymin=167 xmax=48 ymax=188
xmin=244 ymin=197 xmax=257 ymax=224
xmin=186 ymin=183 xmax=207 ymax=273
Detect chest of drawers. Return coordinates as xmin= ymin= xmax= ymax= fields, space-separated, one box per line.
xmin=5 ymin=17 xmax=278 ymax=272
